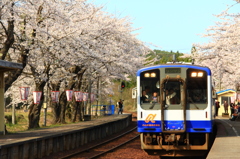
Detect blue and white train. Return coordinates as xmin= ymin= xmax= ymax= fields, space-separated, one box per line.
xmin=137 ymin=63 xmax=216 ymax=157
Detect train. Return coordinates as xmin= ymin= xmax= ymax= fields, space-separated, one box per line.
xmin=136 ymin=63 xmax=216 ymax=157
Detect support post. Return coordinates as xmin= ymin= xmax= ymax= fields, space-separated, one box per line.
xmin=43 ymin=94 xmax=47 ymax=126
xmin=12 ymin=104 xmax=16 ymax=125
xmin=0 ymin=72 xmax=5 ymax=135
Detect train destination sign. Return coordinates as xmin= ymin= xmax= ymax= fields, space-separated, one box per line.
xmin=165 ymin=68 xmax=181 ymax=73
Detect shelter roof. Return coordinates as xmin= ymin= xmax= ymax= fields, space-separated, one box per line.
xmin=217 ymin=89 xmax=235 ymax=95
xmin=0 ymin=60 xmax=23 ymax=72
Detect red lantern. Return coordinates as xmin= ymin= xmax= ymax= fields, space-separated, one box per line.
xmin=74 ymin=91 xmax=83 ymax=102
xmin=51 ymin=91 xmax=60 ymax=103
xmin=66 ymin=90 xmax=73 ymax=101
xmin=33 ymin=91 xmax=42 ymax=104
xmin=19 ymin=87 xmax=30 ymax=100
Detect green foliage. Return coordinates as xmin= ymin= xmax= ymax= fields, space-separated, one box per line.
xmin=114 ymin=77 xmax=136 ymax=89
xmin=145 ymin=49 xmax=191 ymax=65
xmin=124 ymin=75 xmax=136 ymax=88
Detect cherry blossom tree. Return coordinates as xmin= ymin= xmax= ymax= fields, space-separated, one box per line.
xmin=193 ymin=0 xmax=240 ymax=91
xmin=3 ymin=0 xmax=150 ymax=128
xmin=0 ymin=1 xmax=29 ymax=92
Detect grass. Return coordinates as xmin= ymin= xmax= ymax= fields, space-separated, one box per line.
xmin=5 ymin=109 xmax=105 ymax=133
xmin=5 ymin=110 xmax=59 ymax=133
xmin=5 ymin=111 xmax=29 ymax=133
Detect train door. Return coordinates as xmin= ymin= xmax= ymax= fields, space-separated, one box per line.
xmin=160 ymin=78 xmax=186 ymax=133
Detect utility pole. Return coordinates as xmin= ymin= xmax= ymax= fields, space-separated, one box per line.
xmin=43 ymin=79 xmax=50 ymax=126
xmin=87 ymin=72 xmax=92 ymax=115
xmin=12 ymin=104 xmax=16 ymax=125
xmin=120 ymin=81 xmax=125 ymax=100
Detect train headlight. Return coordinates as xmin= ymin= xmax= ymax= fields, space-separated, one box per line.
xmin=151 ymin=73 xmax=156 ymax=77
xmin=144 ymin=72 xmax=156 ymax=78
xmin=144 ymin=73 xmax=150 ymax=77
xmin=191 ymin=72 xmax=204 ymax=77
xmin=191 ymin=72 xmax=197 ymax=77
xmin=198 ymin=72 xmax=203 ymax=77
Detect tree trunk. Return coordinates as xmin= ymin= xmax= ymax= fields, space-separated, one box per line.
xmin=0 ymin=19 xmax=15 ymax=60
xmin=49 ymin=81 xmax=62 ymax=124
xmin=28 ymin=83 xmax=45 ymax=129
xmin=5 ymin=52 xmax=28 ymax=91
xmin=72 ymin=99 xmax=78 ymax=122
xmin=52 ymin=102 xmax=61 ymax=124
xmin=28 ymin=64 xmax=49 ymax=129
xmin=28 ymin=101 xmax=43 ymax=129
xmin=58 ymin=92 xmax=67 ymax=124
xmin=79 ymin=102 xmax=84 ymax=121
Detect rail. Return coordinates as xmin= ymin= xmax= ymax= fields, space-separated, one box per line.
xmin=59 ymin=127 xmax=138 ymax=159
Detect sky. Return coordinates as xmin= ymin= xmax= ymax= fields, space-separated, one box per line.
xmin=91 ymin=0 xmax=239 ymax=54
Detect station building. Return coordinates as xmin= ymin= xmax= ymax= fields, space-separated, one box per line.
xmin=216 ymin=89 xmax=238 ymax=116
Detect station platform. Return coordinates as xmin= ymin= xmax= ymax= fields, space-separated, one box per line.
xmin=0 ymin=114 xmax=132 ymax=159
xmin=207 ymin=115 xmax=240 ymax=159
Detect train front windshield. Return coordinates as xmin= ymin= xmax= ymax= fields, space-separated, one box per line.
xmin=139 ymin=67 xmax=208 ymax=110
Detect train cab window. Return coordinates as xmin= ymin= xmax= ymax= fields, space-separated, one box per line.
xmin=140 ymin=69 xmax=160 ymax=110
xmin=164 ymin=81 xmax=181 ymax=105
xmin=186 ymin=69 xmax=208 ymax=110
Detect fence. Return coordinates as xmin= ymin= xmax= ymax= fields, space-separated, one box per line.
xmin=91 ymin=105 xmax=115 ymax=116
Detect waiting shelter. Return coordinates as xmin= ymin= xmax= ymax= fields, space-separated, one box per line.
xmin=0 ymin=60 xmax=23 ymax=135
xmin=216 ymin=89 xmax=237 ymax=117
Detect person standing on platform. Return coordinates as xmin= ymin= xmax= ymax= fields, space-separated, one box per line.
xmin=116 ymin=99 xmax=120 ymax=114
xmin=230 ymin=103 xmax=235 ymax=117
xmin=215 ymin=100 xmax=220 ymax=116
xmin=223 ymin=100 xmax=229 ymax=114
xmin=118 ymin=99 xmax=123 ymax=114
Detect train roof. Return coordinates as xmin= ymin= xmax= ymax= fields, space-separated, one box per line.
xmin=136 ymin=64 xmax=211 ymax=76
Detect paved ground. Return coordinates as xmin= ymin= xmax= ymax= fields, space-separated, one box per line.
xmin=207 ymin=115 xmax=240 ymax=159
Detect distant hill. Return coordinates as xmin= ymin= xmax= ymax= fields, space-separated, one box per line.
xmin=146 ymin=49 xmax=192 ymax=65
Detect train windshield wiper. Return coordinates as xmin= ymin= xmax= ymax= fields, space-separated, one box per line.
xmin=188 ymin=97 xmax=199 ymax=109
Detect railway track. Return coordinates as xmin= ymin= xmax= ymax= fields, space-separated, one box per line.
xmin=59 ymin=126 xmax=139 ymax=159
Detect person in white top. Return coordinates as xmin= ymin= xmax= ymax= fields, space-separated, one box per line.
xmin=116 ymin=99 xmax=120 ymax=114
xmin=166 ymin=89 xmax=176 ymax=105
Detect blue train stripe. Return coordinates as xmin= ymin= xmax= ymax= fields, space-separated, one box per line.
xmin=136 ymin=65 xmax=211 ymax=76
xmin=138 ymin=120 xmax=213 ymax=133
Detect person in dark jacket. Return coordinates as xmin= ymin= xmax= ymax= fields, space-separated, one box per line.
xmin=215 ymin=100 xmax=220 ymax=116
xmin=118 ymin=99 xmax=123 ymax=114
xmin=230 ymin=103 xmax=235 ymax=116
xmin=223 ymin=100 xmax=229 ymax=114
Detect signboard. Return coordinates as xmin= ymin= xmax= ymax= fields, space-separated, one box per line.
xmin=33 ymin=91 xmax=42 ymax=104
xmin=51 ymin=91 xmax=60 ymax=103
xmin=132 ymin=87 xmax=137 ymax=99
xmin=19 ymin=87 xmax=30 ymax=100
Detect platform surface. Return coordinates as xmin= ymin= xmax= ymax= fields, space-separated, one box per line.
xmin=207 ymin=115 xmax=240 ymax=159
xmin=0 ymin=114 xmax=130 ymax=147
